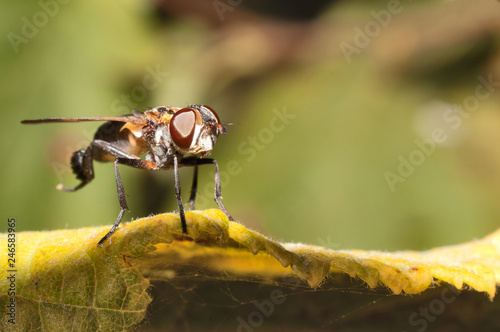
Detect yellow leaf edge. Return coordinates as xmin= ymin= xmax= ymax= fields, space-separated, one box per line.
xmin=4 ymin=209 xmax=500 ymax=301
xmin=125 ymin=209 xmax=500 ymax=299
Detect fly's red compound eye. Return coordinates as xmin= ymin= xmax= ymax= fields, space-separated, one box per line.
xmin=202 ymin=105 xmax=220 ymax=124
xmin=170 ymin=108 xmax=197 ymax=149
xmin=201 ymin=105 xmax=227 ymax=135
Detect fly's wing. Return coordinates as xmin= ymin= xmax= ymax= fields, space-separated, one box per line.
xmin=132 ymin=109 xmax=144 ymax=117
xmin=21 ymin=113 xmax=146 ymax=125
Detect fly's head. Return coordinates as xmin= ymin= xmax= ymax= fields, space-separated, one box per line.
xmin=168 ymin=105 xmax=227 ymax=157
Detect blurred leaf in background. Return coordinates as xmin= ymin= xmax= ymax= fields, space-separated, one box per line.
xmin=1 ymin=0 xmax=500 ymax=254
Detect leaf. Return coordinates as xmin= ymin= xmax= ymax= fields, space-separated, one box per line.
xmin=1 ymin=209 xmax=499 ymax=331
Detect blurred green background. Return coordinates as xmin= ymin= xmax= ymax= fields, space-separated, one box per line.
xmin=2 ymin=0 xmax=500 ymax=251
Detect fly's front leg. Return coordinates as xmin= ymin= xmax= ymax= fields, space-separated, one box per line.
xmin=180 ymin=158 xmax=234 ymax=222
xmin=173 ymin=155 xmax=188 ymax=234
xmin=179 ymin=158 xmax=233 ymax=244
xmin=208 ymin=159 xmax=234 ymax=221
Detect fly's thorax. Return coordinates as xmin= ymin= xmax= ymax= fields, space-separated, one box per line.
xmin=144 ymin=124 xmax=173 ymax=166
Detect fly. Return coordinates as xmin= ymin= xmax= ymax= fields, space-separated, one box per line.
xmin=21 ymin=105 xmax=234 ymax=246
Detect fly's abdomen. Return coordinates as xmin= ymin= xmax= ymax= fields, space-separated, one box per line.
xmin=92 ymin=121 xmax=147 ymax=162
xmin=70 ymin=149 xmax=90 ymax=181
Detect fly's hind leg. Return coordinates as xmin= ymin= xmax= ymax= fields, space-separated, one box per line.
xmin=97 ymin=157 xmax=160 ymax=246
xmin=97 ymin=158 xmax=129 ymax=247
xmin=88 ymin=139 xmax=159 ymax=246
